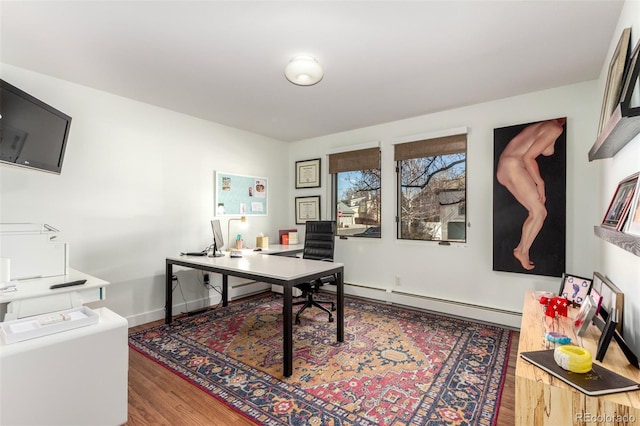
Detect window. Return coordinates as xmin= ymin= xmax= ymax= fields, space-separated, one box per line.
xmin=395 ymin=133 xmax=467 ymax=242
xmin=329 ymin=147 xmax=381 ymax=238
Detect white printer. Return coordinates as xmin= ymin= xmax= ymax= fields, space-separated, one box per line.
xmin=0 ymin=223 xmax=69 ymax=281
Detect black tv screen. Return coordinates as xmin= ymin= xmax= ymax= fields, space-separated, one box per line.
xmin=0 ymin=79 xmax=72 ymax=174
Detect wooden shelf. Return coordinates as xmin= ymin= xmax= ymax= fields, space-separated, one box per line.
xmin=593 ymin=225 xmax=640 ymax=257
xmin=589 ymin=104 xmax=640 ymax=161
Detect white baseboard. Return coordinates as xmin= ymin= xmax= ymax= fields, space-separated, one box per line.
xmin=126 ymin=283 xmax=522 ymax=330
xmin=127 ymin=281 xmax=273 ymax=328
xmin=333 ymin=284 xmax=522 ymax=329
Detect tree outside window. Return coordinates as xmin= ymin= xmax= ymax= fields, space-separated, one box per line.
xmin=396 ymin=133 xmax=467 ymax=242
xmin=329 ymin=147 xmax=381 ymax=238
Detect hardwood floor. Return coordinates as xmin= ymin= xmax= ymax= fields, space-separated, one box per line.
xmin=127 ymin=318 xmax=519 ymax=425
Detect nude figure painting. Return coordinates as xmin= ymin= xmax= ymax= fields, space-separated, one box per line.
xmin=493 ymin=118 xmax=567 ymax=277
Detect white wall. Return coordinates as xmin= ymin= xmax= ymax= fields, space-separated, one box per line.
xmin=290 ymin=81 xmax=600 ymax=321
xmin=0 ymin=64 xmax=291 ymax=325
xmin=287 ymin=0 xmax=639 ymax=352
xmin=1 ymin=0 xmax=638 ymax=352
xmin=594 ymin=0 xmax=640 ymax=356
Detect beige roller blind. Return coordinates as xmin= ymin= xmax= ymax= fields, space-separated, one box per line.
xmin=329 ymin=147 xmax=380 ymax=174
xmin=394 ymin=133 xmax=466 ymax=161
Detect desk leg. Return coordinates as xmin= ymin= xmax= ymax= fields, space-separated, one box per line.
xmin=337 ymin=270 xmax=344 ymax=342
xmin=222 ymin=274 xmax=228 ymax=307
xmin=165 ymin=262 xmax=173 ymax=324
xmin=283 ymin=284 xmax=293 ymax=377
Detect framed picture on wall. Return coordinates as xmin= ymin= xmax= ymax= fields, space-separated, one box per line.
xmin=597 ymin=27 xmax=631 ymax=136
xmin=295 ymin=196 xmax=320 ymax=224
xmin=295 ymin=158 xmax=321 ymax=189
xmin=619 ymin=37 xmax=640 ymax=116
xmin=602 ymin=172 xmax=638 ymax=230
xmin=624 ymin=176 xmax=640 ymax=236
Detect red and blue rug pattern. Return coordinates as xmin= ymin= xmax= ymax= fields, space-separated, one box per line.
xmin=129 ymin=294 xmax=512 ymax=425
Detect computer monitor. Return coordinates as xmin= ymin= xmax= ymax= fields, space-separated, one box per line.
xmin=210 ymin=219 xmax=225 ymax=257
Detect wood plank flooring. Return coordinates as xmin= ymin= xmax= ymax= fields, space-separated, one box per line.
xmin=126 ymin=318 xmax=519 ymax=425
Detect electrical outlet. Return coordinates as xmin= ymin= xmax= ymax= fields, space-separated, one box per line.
xmin=204 ymin=273 xmax=210 ymax=283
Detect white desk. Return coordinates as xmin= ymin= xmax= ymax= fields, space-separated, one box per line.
xmin=0 ymin=307 xmax=128 ymax=426
xmin=0 ymin=268 xmax=108 ymax=321
xmin=165 ymin=250 xmax=344 ymax=377
xmin=259 ymin=243 xmax=304 ymax=256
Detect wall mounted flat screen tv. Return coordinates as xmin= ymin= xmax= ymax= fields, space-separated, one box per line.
xmin=0 ymin=79 xmax=72 ymax=174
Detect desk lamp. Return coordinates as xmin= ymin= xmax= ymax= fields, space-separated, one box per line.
xmin=227 ymin=216 xmax=247 ymax=250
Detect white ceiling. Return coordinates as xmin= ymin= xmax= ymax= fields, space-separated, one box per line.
xmin=0 ymin=1 xmax=624 ymax=142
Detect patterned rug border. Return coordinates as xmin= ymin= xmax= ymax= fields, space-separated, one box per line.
xmin=129 ymin=293 xmax=513 ymax=426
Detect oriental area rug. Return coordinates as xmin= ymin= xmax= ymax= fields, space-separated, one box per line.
xmin=129 ymin=293 xmax=512 ymax=425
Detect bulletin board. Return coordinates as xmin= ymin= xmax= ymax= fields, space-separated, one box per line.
xmin=214 ymin=171 xmax=267 ymax=216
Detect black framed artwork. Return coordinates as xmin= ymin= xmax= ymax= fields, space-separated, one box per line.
xmin=493 ymin=118 xmax=567 ymax=277
xmin=295 ymin=196 xmax=320 ymax=224
xmin=595 ymin=307 xmax=618 ymax=362
xmin=295 ymin=158 xmax=321 ymax=189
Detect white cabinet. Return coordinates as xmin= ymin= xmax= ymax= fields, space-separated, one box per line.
xmin=0 ymin=308 xmax=128 ymax=426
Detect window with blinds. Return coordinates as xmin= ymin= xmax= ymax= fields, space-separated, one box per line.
xmin=395 ymin=133 xmax=467 ymax=242
xmin=329 ymin=147 xmax=381 ymax=238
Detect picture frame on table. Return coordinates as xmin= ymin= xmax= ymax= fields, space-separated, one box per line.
xmin=588 ymin=286 xmax=603 ymax=316
xmin=295 ymin=158 xmax=321 ymax=189
xmin=602 ymin=172 xmax=638 ymax=230
xmin=558 ymin=273 xmax=592 ymax=307
xmin=595 ymin=307 xmax=618 ymax=362
xmin=295 ymin=196 xmax=320 ymax=224
xmin=597 ymin=27 xmax=631 ymax=136
xmin=591 ymin=272 xmax=624 ymax=334
xmin=574 ymin=295 xmax=597 ymax=337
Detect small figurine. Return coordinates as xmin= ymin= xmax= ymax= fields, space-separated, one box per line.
xmin=539 ymin=296 xmax=569 ymax=317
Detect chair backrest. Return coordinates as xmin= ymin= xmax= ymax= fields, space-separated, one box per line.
xmin=302 ymin=221 xmax=336 ymax=261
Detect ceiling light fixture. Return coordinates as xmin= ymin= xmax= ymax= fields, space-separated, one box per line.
xmin=285 ymin=56 xmax=323 ymax=86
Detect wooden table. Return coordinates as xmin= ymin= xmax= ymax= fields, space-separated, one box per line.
xmin=515 ymin=290 xmax=640 ymax=425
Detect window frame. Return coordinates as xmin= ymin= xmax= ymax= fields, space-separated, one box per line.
xmin=329 ymin=146 xmax=382 ymax=239
xmin=394 ymin=129 xmax=468 ymax=243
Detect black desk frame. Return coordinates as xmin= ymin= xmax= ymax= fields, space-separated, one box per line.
xmin=165 ymin=257 xmax=344 ymax=377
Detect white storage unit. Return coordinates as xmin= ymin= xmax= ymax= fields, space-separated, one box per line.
xmin=0 ymin=308 xmax=128 ymax=426
xmin=0 ymin=223 xmax=68 ymax=280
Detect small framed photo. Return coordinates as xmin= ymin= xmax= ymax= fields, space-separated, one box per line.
xmin=574 ymin=295 xmax=597 ymax=337
xmin=623 ymin=176 xmax=640 ymax=236
xmin=591 ymin=272 xmax=624 ymax=334
xmin=295 ymin=196 xmax=320 ymax=224
xmin=602 ymin=172 xmax=638 ymax=230
xmin=295 ymin=158 xmax=321 ymax=189
xmin=588 ymin=287 xmax=603 ymax=316
xmin=558 ymin=273 xmax=592 ymax=306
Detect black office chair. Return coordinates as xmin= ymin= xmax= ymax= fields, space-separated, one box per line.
xmin=292 ymin=220 xmax=337 ymax=325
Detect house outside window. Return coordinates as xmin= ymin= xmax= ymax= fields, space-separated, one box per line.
xmin=395 ymin=132 xmax=467 ymax=242
xmin=329 ymin=147 xmax=381 ymax=238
